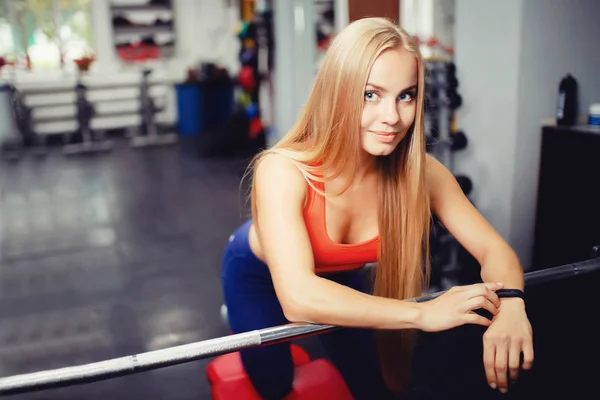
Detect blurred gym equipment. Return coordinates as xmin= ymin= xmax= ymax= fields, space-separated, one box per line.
xmin=63 ymin=82 xmax=113 ymax=155
xmin=130 ymin=69 xmax=178 ymax=148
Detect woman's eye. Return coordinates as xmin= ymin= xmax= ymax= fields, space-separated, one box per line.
xmin=400 ymin=92 xmax=416 ymax=102
xmin=364 ymin=91 xmax=379 ymax=101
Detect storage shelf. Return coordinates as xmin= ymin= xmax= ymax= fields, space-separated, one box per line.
xmin=113 ymin=24 xmax=173 ymax=34
xmin=111 ymin=4 xmax=172 ymax=12
xmin=110 ymin=0 xmax=176 ymax=61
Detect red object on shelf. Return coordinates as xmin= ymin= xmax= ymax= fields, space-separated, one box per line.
xmin=425 ymin=37 xmax=439 ymax=48
xmin=118 ymin=43 xmax=161 ymax=62
xmin=249 ymin=118 xmax=263 ymax=139
xmin=238 ymin=66 xmax=256 ymax=90
xmin=74 ymin=55 xmax=95 ymax=72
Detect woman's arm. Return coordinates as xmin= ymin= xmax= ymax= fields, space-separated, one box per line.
xmin=426 ymin=154 xmax=534 ymax=393
xmin=253 ymin=153 xmax=422 ymax=330
xmin=425 ymin=155 xmax=524 ymax=294
xmin=253 ymin=153 xmax=500 ymax=332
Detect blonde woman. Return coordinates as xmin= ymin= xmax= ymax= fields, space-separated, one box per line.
xmin=221 ymin=17 xmax=533 ymax=399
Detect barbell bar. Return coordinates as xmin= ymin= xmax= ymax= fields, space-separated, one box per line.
xmin=0 ymin=257 xmax=598 ymax=396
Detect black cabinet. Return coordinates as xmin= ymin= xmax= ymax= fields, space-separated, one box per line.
xmin=532 ymin=125 xmax=600 ymax=270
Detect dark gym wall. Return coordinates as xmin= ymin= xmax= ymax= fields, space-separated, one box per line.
xmin=348 ymin=0 xmax=400 ymax=24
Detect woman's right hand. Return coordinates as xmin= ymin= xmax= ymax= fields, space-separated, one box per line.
xmin=417 ymin=282 xmax=504 ymax=332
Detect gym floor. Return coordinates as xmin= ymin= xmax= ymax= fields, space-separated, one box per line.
xmin=0 ymin=137 xmax=598 ymax=399
xmin=0 ymin=137 xmax=256 ymax=399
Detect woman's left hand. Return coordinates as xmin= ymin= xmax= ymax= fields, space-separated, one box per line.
xmin=482 ymin=298 xmax=534 ymax=393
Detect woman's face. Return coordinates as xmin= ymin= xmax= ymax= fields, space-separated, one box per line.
xmin=360 ymin=47 xmax=418 ymax=157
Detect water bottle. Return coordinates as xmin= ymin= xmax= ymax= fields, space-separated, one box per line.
xmin=556 ymin=73 xmax=577 ymax=126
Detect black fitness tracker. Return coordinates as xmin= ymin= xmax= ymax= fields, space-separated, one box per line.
xmin=496 ymin=288 xmax=525 ymax=300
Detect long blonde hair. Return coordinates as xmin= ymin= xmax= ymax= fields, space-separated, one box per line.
xmin=248 ymin=17 xmax=430 ymax=394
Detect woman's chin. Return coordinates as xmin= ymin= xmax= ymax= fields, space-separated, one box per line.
xmin=362 ymin=141 xmax=399 ymax=157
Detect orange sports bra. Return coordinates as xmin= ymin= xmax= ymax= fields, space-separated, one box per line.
xmin=303 ymin=179 xmax=380 ymax=273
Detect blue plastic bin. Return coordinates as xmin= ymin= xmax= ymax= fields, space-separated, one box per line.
xmin=176 ymin=84 xmax=204 ymax=136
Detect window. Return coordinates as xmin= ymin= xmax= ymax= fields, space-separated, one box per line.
xmin=0 ymin=1 xmax=16 ymax=60
xmin=0 ymin=0 xmax=94 ymax=71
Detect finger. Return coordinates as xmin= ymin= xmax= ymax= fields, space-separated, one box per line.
xmin=509 ymin=339 xmax=521 ymax=384
xmin=521 ymin=338 xmax=535 ymax=370
xmin=483 ymin=338 xmax=497 ymax=390
xmin=466 ymin=285 xmax=501 ymax=308
xmin=484 ymin=281 xmax=504 ymax=291
xmin=463 ymin=296 xmax=498 ymax=316
xmin=485 ymin=290 xmax=501 ymax=308
xmin=461 ymin=282 xmax=502 ymax=293
xmin=464 ymin=312 xmax=492 ymax=327
xmin=495 ymin=340 xmax=509 ymax=392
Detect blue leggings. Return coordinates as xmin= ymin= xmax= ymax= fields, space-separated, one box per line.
xmin=221 ymin=220 xmax=396 ymax=400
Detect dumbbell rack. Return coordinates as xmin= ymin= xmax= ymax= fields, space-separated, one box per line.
xmin=424 ymin=60 xmax=470 ymax=291
xmin=424 ymin=60 xmax=465 ymax=169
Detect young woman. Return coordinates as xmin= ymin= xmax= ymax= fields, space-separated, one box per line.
xmin=221 ymin=17 xmax=534 ymax=399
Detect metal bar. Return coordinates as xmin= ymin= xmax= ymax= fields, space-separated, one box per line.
xmin=260 ymin=322 xmax=337 ymax=345
xmin=1 ymin=257 xmax=599 ymax=396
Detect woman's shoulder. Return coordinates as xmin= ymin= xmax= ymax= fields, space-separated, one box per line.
xmin=253 ymin=151 xmax=310 ymax=199
xmin=424 ymin=153 xmax=451 ymax=180
xmin=424 ymin=153 xmax=456 ymax=197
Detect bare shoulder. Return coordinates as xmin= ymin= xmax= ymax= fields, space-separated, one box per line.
xmin=425 ymin=153 xmax=447 ymax=179
xmin=425 ymin=153 xmax=446 ymax=170
xmin=425 ymin=154 xmax=455 ymax=195
xmin=254 ymin=152 xmax=308 ymax=205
